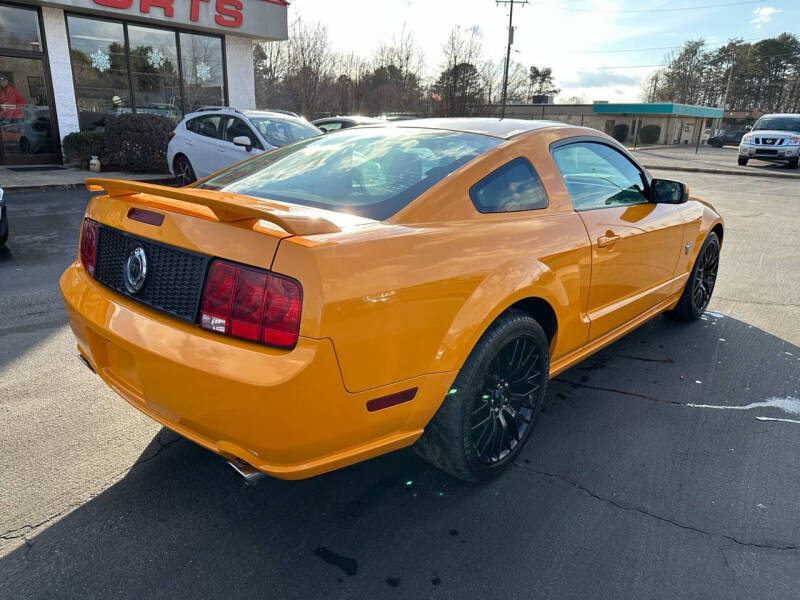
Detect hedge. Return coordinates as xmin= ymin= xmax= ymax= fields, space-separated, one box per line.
xmin=62 ymin=131 xmax=104 ymax=169
xmin=61 ymin=113 xmax=172 ymax=173
xmin=101 ymin=113 xmax=172 ymax=173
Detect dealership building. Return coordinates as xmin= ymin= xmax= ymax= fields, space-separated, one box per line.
xmin=0 ymin=0 xmax=288 ymax=165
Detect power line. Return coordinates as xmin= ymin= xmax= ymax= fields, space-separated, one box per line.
xmin=558 ymin=0 xmax=766 ymax=13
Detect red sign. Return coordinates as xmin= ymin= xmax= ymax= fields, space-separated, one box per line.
xmin=92 ymin=0 xmax=288 ymax=29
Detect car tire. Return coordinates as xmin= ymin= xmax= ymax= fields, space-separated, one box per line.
xmin=414 ymin=309 xmax=550 ymax=482
xmin=667 ymin=231 xmax=720 ymax=321
xmin=789 ymin=157 xmax=799 ymax=169
xmin=0 ymin=211 xmax=8 ymax=246
xmin=174 ymin=155 xmax=196 ymax=187
xmin=738 ymin=157 xmax=748 ymax=166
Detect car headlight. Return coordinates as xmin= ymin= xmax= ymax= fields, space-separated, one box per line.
xmin=741 ymin=134 xmax=752 ymax=144
xmin=787 ymin=136 xmax=800 ymax=146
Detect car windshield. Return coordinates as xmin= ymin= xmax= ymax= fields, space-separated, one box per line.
xmin=752 ymin=117 xmax=800 ymax=133
xmin=198 ymin=127 xmax=501 ymax=220
xmin=247 ymin=116 xmax=322 ymax=147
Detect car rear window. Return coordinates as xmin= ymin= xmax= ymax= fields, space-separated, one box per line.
xmin=198 ymin=128 xmax=501 ymax=220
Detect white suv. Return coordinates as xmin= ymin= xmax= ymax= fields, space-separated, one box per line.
xmin=738 ymin=113 xmax=800 ymax=169
xmin=167 ymin=107 xmax=322 ymax=186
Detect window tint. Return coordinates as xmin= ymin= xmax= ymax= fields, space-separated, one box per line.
xmin=0 ymin=5 xmax=42 ymax=52
xmin=470 ymin=158 xmax=548 ymax=213
xmin=198 ymin=128 xmax=500 ymax=220
xmin=551 ymin=142 xmax=649 ymax=211
xmin=188 ymin=115 xmax=221 ymax=138
xmin=223 ymin=117 xmax=260 ymax=147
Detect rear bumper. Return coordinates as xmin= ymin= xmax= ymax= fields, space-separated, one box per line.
xmin=60 ymin=262 xmax=456 ymax=479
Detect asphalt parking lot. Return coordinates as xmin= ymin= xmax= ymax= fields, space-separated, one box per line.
xmin=1 ymin=172 xmax=798 ymax=599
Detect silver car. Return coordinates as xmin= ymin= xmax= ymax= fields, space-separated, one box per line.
xmin=738 ymin=113 xmax=800 ymax=168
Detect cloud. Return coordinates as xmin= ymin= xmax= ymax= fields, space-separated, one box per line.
xmin=751 ymin=6 xmax=780 ymax=28
xmin=562 ymin=70 xmax=639 ymax=88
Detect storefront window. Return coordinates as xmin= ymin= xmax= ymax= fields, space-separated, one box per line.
xmin=180 ymin=33 xmax=225 ymax=112
xmin=67 ymin=16 xmax=131 ymax=131
xmin=129 ymin=25 xmax=181 ymax=121
xmin=67 ymin=16 xmax=226 ymax=131
xmin=0 ymin=4 xmax=42 ymax=52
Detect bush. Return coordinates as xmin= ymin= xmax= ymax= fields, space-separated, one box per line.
xmin=100 ymin=113 xmax=173 ymax=173
xmin=638 ymin=125 xmax=662 ymax=144
xmin=62 ymin=131 xmax=104 ymax=168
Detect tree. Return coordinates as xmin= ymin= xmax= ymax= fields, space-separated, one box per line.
xmin=434 ymin=26 xmax=485 ymax=116
xmin=646 ymin=33 xmax=800 ymax=113
xmin=527 ymin=66 xmax=560 ymax=100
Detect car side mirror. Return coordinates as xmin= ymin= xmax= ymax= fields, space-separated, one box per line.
xmin=651 ymin=179 xmax=689 ymax=204
xmin=233 ymin=135 xmax=253 ymax=151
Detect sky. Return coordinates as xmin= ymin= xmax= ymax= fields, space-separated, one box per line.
xmin=286 ymin=0 xmax=800 ymax=103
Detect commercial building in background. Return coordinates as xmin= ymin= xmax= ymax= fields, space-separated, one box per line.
xmin=0 ymin=0 xmax=288 ymax=165
xmin=492 ymin=102 xmax=725 ymax=147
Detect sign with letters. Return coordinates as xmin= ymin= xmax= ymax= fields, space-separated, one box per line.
xmin=29 ymin=0 xmax=288 ymax=39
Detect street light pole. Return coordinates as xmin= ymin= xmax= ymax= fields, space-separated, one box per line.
xmin=497 ymin=0 xmax=527 ymax=119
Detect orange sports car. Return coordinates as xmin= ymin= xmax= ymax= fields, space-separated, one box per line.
xmin=60 ymin=119 xmax=723 ymax=482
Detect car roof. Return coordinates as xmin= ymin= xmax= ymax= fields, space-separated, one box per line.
xmin=313 ymin=116 xmax=381 ymax=124
xmin=372 ymin=118 xmax=562 ymax=139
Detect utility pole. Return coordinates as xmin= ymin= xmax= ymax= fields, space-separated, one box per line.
xmin=497 ymin=0 xmax=527 ymax=119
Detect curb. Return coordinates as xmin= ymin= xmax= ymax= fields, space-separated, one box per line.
xmin=4 ymin=175 xmax=176 ymax=194
xmin=642 ymin=164 xmax=800 ymax=180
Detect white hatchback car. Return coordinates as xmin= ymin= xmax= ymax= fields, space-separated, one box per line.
xmin=167 ymin=107 xmax=322 ymax=186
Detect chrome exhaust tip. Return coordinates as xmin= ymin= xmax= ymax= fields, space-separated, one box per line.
xmin=77 ymin=354 xmax=96 ymax=374
xmin=227 ymin=457 xmax=266 ymax=486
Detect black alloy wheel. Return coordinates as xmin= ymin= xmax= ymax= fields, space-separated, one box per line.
xmin=691 ymin=235 xmax=720 ymax=313
xmin=414 ymin=309 xmax=550 ymax=481
xmin=667 ymin=231 xmax=721 ymax=321
xmin=174 ymin=155 xmax=196 ymax=187
xmin=471 ymin=336 xmax=541 ymax=464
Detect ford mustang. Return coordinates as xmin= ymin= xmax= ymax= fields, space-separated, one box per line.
xmin=60 ymin=119 xmax=723 ymax=482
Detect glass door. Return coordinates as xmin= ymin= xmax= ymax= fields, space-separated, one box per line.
xmin=0 ymin=3 xmax=59 ymax=165
xmin=0 ymin=56 xmax=57 ymax=164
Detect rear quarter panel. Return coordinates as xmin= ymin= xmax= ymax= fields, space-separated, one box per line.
xmin=272 ymin=130 xmax=593 ymax=393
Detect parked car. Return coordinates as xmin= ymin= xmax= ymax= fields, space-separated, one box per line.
xmin=62 ymin=118 xmax=723 ymax=483
xmin=312 ymin=115 xmax=381 ymax=133
xmin=167 ymin=107 xmax=322 ymax=186
xmin=707 ymin=129 xmax=746 ymax=148
xmin=0 ymin=186 xmax=7 ymax=246
xmin=0 ymin=106 xmax=55 ymax=155
xmin=738 ymin=113 xmax=800 ymax=168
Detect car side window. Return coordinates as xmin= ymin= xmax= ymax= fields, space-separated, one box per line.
xmin=187 ymin=115 xmax=222 ymax=139
xmin=318 ymin=122 xmax=342 ymax=132
xmin=551 ymin=142 xmax=649 ymax=211
xmin=469 ymin=157 xmax=548 ymax=213
xmin=223 ymin=117 xmax=262 ymax=149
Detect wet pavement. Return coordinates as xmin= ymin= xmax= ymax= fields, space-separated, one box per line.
xmin=1 ymin=174 xmax=798 ymax=599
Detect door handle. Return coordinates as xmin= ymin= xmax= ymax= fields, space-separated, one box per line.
xmin=597 ymin=234 xmax=620 ymax=248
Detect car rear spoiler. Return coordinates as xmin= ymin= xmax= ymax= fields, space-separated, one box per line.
xmin=85 ymin=178 xmax=341 ymax=236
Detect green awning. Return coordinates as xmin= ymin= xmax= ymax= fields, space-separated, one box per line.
xmin=591 ymin=103 xmax=723 ymax=118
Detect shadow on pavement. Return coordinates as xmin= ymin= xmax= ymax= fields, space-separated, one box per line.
xmin=1 ymin=314 xmax=799 ymax=599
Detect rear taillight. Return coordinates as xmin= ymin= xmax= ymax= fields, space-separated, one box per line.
xmin=199 ymin=260 xmax=302 ymax=349
xmin=167 ymin=131 xmax=176 ymax=141
xmin=80 ymin=218 xmax=98 ymax=277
